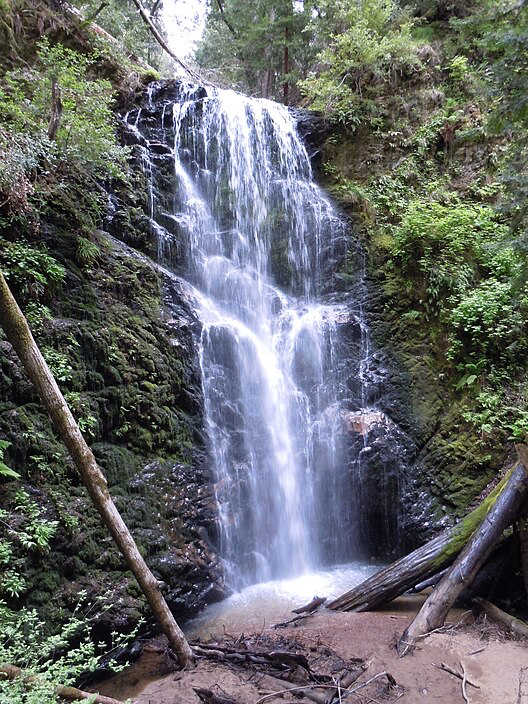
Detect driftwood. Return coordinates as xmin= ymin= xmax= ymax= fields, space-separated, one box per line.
xmin=398 ymin=462 xmax=528 ymax=655
xmin=0 ymin=664 xmax=122 ymax=704
xmin=473 ymin=597 xmax=528 ymax=639
xmin=272 ymin=595 xmax=327 ymax=628
xmin=255 ymin=671 xmax=397 ymax=704
xmin=191 ymin=642 xmax=310 ymax=671
xmin=329 ymin=463 xmax=524 ymax=613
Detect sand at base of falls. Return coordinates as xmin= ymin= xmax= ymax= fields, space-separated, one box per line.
xmin=95 ymin=597 xmax=528 ymax=704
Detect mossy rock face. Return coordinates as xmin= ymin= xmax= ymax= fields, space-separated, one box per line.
xmin=0 ymin=162 xmax=224 ymax=638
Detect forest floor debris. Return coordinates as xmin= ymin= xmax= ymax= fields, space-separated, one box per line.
xmin=96 ymin=598 xmax=528 ymax=703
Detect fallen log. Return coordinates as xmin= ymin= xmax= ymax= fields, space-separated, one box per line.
xmin=473 ymin=597 xmax=528 ymax=639
xmin=329 ymin=463 xmax=523 ymax=612
xmin=398 ymin=462 xmax=528 ymax=655
xmin=0 ymin=664 xmax=123 ymax=704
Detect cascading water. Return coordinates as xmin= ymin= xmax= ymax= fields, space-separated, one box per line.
xmin=124 ymin=82 xmax=406 ymax=591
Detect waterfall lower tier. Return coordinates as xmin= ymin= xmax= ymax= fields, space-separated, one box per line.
xmin=124 ymin=81 xmax=409 ymax=589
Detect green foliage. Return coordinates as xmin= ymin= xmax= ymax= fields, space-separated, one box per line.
xmin=300 ymin=0 xmax=421 ymax=125
xmin=0 ymin=594 xmax=136 ymax=704
xmin=448 ymin=54 xmax=470 ymax=83
xmin=0 ymin=441 xmax=19 ymax=481
xmin=71 ymin=0 xmax=162 ymax=67
xmin=24 ymin=301 xmax=52 ymax=336
xmin=76 ymin=236 xmax=100 ymax=267
xmin=0 ymin=240 xmax=65 ymax=299
xmin=0 ymin=39 xmax=128 ymax=223
xmin=42 ymin=348 xmax=74 ymax=385
xmin=0 ymin=489 xmax=58 ymax=598
xmin=391 ymin=199 xmax=508 ymax=313
xmin=462 ymin=388 xmax=528 ymax=442
xmin=449 ymin=278 xmax=527 ymax=369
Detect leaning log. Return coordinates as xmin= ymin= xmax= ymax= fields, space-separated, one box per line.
xmin=397 ymin=462 xmax=528 ymax=655
xmin=473 ymin=597 xmax=528 ymax=639
xmin=329 ymin=464 xmax=521 ymax=612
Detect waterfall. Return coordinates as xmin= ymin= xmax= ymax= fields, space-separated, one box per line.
xmin=124 ymin=82 xmax=403 ymax=590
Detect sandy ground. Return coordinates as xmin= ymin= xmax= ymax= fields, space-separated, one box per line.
xmin=97 ymin=599 xmax=528 ymax=704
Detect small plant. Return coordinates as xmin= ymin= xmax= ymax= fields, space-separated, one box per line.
xmin=42 ymin=348 xmax=74 ymax=384
xmin=0 ymin=441 xmax=19 ymax=480
xmin=0 ymin=241 xmax=65 ymax=299
xmin=24 ymin=301 xmax=52 ymax=336
xmin=76 ymin=236 xmax=100 ymax=266
xmin=0 ymin=594 xmax=137 ymax=704
xmin=448 ymin=55 xmax=470 ymax=83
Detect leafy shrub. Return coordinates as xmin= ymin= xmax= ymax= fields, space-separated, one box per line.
xmin=449 ymin=278 xmax=527 ymax=368
xmin=462 ymin=389 xmax=528 ymax=442
xmin=0 ymin=40 xmax=128 ymax=221
xmin=42 ymin=348 xmax=74 ymax=385
xmin=448 ymin=55 xmax=470 ymax=83
xmin=0 ymin=489 xmax=58 ymax=598
xmin=391 ymin=199 xmax=509 ymax=313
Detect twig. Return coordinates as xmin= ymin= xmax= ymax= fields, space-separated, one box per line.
xmin=432 ymin=663 xmax=480 ymax=690
xmin=460 ymin=661 xmax=470 ymax=704
xmin=255 ymin=672 xmax=396 ymax=704
xmin=467 ymin=647 xmax=485 ymax=656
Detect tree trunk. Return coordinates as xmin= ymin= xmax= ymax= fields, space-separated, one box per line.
xmin=328 ymin=465 xmax=521 ymax=613
xmin=283 ymin=27 xmax=290 ymax=106
xmin=397 ymin=462 xmax=528 ymax=655
xmin=473 ymin=597 xmax=528 ymax=639
xmin=0 ymin=272 xmax=194 ymax=668
xmin=0 ymin=664 xmax=123 ymax=703
xmin=47 ymin=76 xmax=62 ymax=141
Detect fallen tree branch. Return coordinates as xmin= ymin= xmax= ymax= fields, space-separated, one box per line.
xmin=460 ymin=660 xmax=470 ymax=704
xmin=255 ymin=671 xmax=397 ymax=704
xmin=473 ymin=598 xmax=528 ymax=639
xmin=398 ymin=461 xmax=528 ymax=656
xmin=431 ymin=662 xmax=480 ymax=689
xmin=0 ymin=664 xmax=123 ymax=704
